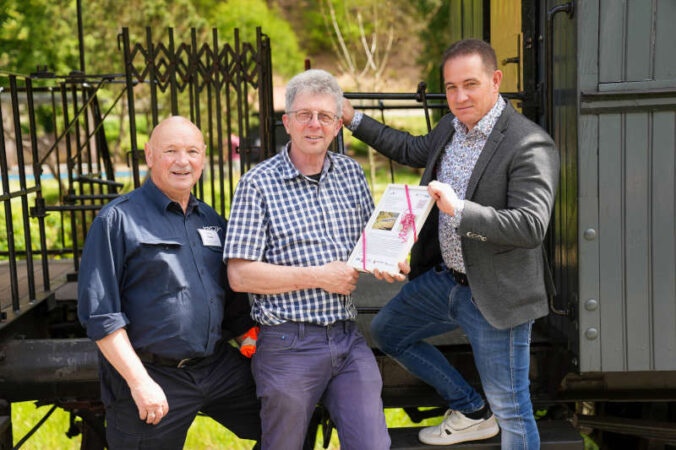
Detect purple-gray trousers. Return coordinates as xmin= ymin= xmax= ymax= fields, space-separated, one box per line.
xmin=252 ymin=320 xmax=390 ymax=450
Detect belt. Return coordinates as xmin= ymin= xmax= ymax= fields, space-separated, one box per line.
xmin=450 ymin=268 xmax=469 ymax=287
xmin=137 ymin=352 xmax=207 ymax=369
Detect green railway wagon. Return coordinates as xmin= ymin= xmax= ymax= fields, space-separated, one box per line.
xmin=1 ymin=1 xmax=675 ymax=448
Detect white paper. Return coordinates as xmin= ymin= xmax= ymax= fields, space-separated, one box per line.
xmin=198 ymin=227 xmax=222 ymax=247
xmin=348 ymin=184 xmax=434 ymax=274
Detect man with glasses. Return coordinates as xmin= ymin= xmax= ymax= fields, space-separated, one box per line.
xmin=224 ymin=69 xmax=391 ymax=449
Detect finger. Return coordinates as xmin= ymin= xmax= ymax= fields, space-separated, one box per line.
xmin=398 ymin=261 xmax=411 ymax=274
xmin=146 ymin=411 xmax=156 ymax=424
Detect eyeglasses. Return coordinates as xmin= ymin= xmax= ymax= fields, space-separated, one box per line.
xmin=288 ymin=110 xmax=338 ymax=126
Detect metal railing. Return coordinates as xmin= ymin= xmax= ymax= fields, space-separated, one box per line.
xmin=0 ymin=26 xmax=274 ymax=329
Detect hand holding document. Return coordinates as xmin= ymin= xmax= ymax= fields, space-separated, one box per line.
xmin=348 ymin=184 xmax=434 ymax=276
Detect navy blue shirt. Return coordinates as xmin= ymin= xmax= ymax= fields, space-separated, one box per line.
xmin=78 ymin=179 xmax=252 ymax=359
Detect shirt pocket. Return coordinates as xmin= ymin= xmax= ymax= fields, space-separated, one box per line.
xmin=137 ymin=235 xmax=184 ymax=295
xmin=203 ymin=245 xmax=226 ymax=280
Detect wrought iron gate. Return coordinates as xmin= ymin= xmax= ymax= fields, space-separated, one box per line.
xmin=0 ymin=26 xmax=274 ymax=330
xmin=120 ymin=26 xmax=274 ymax=217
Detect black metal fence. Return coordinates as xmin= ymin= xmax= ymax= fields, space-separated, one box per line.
xmin=0 ymin=26 xmax=274 ymax=330
xmin=121 ymin=26 xmax=274 ymax=217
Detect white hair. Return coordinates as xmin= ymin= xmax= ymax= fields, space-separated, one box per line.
xmin=285 ymin=69 xmax=343 ymax=116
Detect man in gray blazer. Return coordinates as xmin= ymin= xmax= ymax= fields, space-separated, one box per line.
xmin=342 ymin=39 xmax=559 ymax=448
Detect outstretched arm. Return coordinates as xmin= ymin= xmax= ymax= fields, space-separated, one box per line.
xmin=342 ymin=97 xmax=452 ymax=168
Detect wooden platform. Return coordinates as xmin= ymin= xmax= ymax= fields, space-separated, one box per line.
xmin=0 ymin=259 xmax=75 ymax=326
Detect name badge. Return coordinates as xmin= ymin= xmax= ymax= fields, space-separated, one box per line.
xmin=197 ymin=227 xmax=222 ymax=247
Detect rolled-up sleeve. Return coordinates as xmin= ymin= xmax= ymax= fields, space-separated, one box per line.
xmin=77 ymin=210 xmax=130 ymax=341
xmin=223 ymin=177 xmax=268 ymax=262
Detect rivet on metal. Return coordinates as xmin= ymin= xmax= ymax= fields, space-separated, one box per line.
xmin=584 ymin=299 xmax=598 ymax=311
xmin=583 ymin=228 xmax=597 ymax=240
xmin=585 ymin=328 xmax=598 ymax=340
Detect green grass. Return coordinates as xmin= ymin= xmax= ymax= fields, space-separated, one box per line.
xmin=12 ymin=402 xmax=439 ymax=449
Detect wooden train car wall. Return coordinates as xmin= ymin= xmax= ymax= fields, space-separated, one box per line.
xmin=577 ymin=0 xmax=676 ymax=373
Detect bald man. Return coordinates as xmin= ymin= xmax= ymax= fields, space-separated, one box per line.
xmin=78 ymin=116 xmax=261 ymax=449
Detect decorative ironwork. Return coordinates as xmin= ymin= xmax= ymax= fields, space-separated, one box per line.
xmin=0 ymin=26 xmax=274 ymax=329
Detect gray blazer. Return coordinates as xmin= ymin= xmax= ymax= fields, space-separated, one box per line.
xmin=352 ymin=102 xmax=560 ymax=329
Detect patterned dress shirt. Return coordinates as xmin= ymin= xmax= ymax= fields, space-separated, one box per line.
xmin=223 ymin=144 xmax=374 ymax=326
xmin=438 ymin=96 xmax=506 ymax=273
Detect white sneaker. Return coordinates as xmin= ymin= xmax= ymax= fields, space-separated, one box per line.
xmin=418 ymin=409 xmax=500 ymax=445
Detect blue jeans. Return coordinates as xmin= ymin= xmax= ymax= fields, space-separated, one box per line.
xmin=370 ymin=265 xmax=539 ymax=449
xmin=252 ymin=320 xmax=390 ymax=450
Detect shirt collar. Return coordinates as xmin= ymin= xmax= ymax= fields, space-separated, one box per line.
xmin=142 ymin=178 xmax=200 ymax=215
xmin=278 ymin=142 xmax=334 ymax=181
xmin=453 ymin=95 xmax=506 ymax=137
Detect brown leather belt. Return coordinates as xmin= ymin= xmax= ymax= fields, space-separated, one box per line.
xmin=137 ymin=352 xmax=206 ymax=369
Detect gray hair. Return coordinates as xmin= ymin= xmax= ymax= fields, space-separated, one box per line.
xmin=285 ymin=69 xmax=343 ymax=116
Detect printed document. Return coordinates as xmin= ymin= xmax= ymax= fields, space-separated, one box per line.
xmin=348 ymin=184 xmax=434 ymax=274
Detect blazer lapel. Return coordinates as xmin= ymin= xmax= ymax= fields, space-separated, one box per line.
xmin=421 ymin=127 xmax=455 ymax=185
xmin=465 ymin=103 xmax=513 ymax=200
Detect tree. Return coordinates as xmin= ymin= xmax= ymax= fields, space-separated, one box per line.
xmin=316 ymin=0 xmax=420 ymax=91
xmin=0 ymin=0 xmax=79 ymax=75
xmin=194 ymin=0 xmax=303 ymax=78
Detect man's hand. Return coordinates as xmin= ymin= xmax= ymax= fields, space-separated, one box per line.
xmin=95 ymin=329 xmax=169 ymax=426
xmin=236 ymin=326 xmax=260 ymax=358
xmin=373 ymin=261 xmax=411 ymax=283
xmin=129 ymin=377 xmax=169 ymax=425
xmin=342 ymin=98 xmax=355 ymax=126
xmin=428 ymin=180 xmax=460 ymax=216
xmin=316 ymin=261 xmax=359 ymax=295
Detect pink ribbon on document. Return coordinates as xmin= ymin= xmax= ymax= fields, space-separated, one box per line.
xmin=362 ymin=230 xmax=367 ymax=271
xmin=398 ymin=184 xmax=417 ymax=243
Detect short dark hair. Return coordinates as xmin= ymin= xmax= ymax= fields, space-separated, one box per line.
xmin=442 ymin=39 xmax=498 ymax=73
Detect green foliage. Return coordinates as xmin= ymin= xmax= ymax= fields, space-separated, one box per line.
xmin=1 ymin=0 xmax=301 ymax=78
xmin=298 ymin=0 xmax=421 ymax=90
xmin=416 ymin=0 xmax=485 ymax=93
xmin=83 ymin=0 xmax=206 ymax=77
xmin=0 ymin=0 xmax=80 ymax=75
xmin=195 ymin=0 xmax=303 ymax=78
xmin=417 ymin=0 xmax=451 ymax=93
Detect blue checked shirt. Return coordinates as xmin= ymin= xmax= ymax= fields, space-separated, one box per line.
xmin=223 ymin=144 xmax=374 ymax=326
